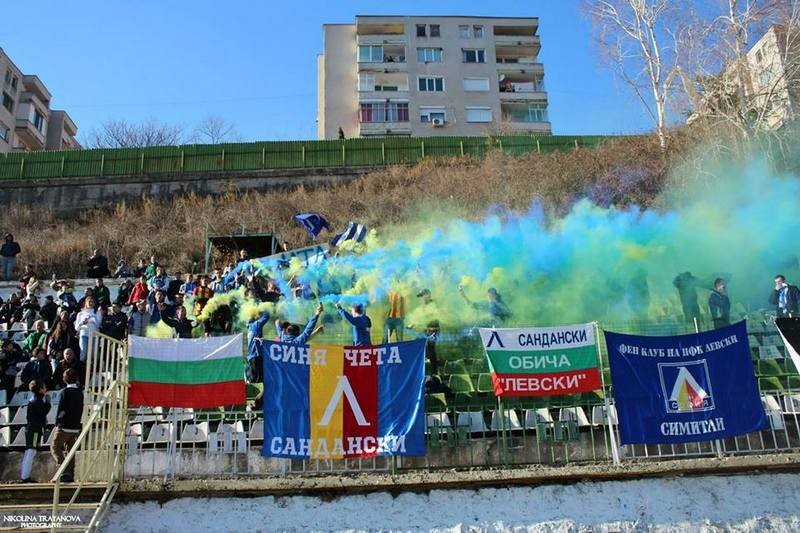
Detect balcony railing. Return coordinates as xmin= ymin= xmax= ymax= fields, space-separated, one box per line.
xmin=499 ymin=81 xmax=546 ymax=93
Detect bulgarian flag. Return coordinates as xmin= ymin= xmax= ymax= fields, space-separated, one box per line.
xmin=479 ymin=324 xmax=602 ymax=397
xmin=128 ymin=334 xmax=245 ymax=408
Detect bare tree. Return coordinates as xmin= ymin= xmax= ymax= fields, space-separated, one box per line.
xmin=678 ymin=1 xmax=798 ymax=142
xmin=190 ymin=116 xmax=241 ymax=144
xmin=84 ymin=118 xmax=185 ymax=148
xmin=586 ymin=0 xmax=686 ymax=149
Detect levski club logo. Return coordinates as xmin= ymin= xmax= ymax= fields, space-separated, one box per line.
xmin=658 ymin=360 xmax=715 ymax=414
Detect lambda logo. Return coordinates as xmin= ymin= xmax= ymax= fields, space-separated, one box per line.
xmin=486 ymin=330 xmax=505 ymax=348
xmin=658 ymin=360 xmax=715 ymax=414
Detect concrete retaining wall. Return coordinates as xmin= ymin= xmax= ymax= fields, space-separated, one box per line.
xmin=0 ymin=167 xmax=375 ymax=214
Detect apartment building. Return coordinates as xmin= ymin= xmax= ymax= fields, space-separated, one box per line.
xmin=0 ymin=47 xmax=80 ymax=153
xmin=317 ymin=16 xmax=550 ymax=139
xmin=689 ymin=25 xmax=800 ymax=131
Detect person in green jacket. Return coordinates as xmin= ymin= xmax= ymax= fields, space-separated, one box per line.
xmin=143 ymin=255 xmax=159 ymax=280
xmin=22 ymin=320 xmax=48 ymax=355
xmin=93 ymin=278 xmax=111 ymax=307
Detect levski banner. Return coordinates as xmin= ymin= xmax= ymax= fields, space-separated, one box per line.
xmin=260 ymin=339 xmax=426 ymax=459
xmin=775 ymin=318 xmax=800 ymax=379
xmin=478 ymin=324 xmax=602 ymax=396
xmin=605 ymin=321 xmax=767 ymax=445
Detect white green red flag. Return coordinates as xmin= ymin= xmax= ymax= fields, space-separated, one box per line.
xmin=128 ymin=334 xmax=245 ymax=408
xmin=479 ymin=324 xmax=602 ymax=397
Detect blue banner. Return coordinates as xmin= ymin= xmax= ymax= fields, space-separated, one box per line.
xmin=605 ymin=321 xmax=767 ymax=445
xmin=260 ymin=340 xmax=426 ymax=459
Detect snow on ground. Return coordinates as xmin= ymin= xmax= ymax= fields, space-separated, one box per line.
xmin=104 ymin=472 xmax=800 ymax=532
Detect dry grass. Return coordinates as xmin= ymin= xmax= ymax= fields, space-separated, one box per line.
xmin=1 ymin=135 xmax=683 ymax=277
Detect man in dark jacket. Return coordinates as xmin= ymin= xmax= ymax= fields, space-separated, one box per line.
xmin=770 ymin=274 xmax=800 ymax=318
xmin=0 ymin=233 xmax=21 ymax=281
xmin=166 ymin=272 xmax=183 ymax=304
xmin=0 ymin=340 xmax=23 ymax=401
xmin=162 ymin=306 xmax=197 ymax=338
xmin=51 ymin=368 xmax=83 ymax=482
xmin=20 ymin=348 xmax=53 ymax=391
xmin=708 ymin=278 xmax=731 ymax=329
xmin=93 ymin=278 xmax=111 ymax=307
xmin=40 ymin=296 xmax=58 ymax=326
xmin=86 ymin=249 xmax=110 ymax=279
xmin=20 ymin=379 xmax=50 ymax=482
xmin=53 ymin=348 xmax=85 ymax=389
xmin=100 ymin=303 xmax=128 ymax=341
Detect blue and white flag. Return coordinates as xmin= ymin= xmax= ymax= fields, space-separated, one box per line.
xmin=330 ymin=221 xmax=367 ymax=247
xmin=295 ymin=213 xmax=330 ymax=239
xmin=604 ymin=321 xmax=767 ymax=445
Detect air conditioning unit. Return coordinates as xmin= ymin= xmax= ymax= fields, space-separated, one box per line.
xmin=432 ymin=117 xmax=445 ymax=127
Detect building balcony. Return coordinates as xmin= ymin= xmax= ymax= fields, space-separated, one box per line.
xmin=357 ymin=60 xmax=407 ymax=73
xmin=358 ymin=121 xmax=412 ymax=136
xmin=14 ymin=118 xmax=46 ymax=150
xmin=357 ymin=34 xmax=407 ymax=46
xmin=494 ymin=34 xmax=541 ymax=55
xmin=356 ymin=22 xmax=406 ymax=36
xmin=358 ymin=89 xmax=410 ymax=100
xmin=499 ymin=89 xmax=548 ymax=102
xmin=502 ymin=120 xmax=552 ymax=134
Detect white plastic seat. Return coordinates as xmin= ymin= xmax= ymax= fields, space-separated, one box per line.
xmin=425 ymin=413 xmax=452 ymax=435
xmin=46 ymin=407 xmax=57 ymax=426
xmin=167 ymin=408 xmax=195 ymax=422
xmin=127 ymin=423 xmax=143 ymax=436
xmin=11 ymin=428 xmax=26 ymax=447
xmin=208 ymin=421 xmax=246 ymax=453
xmin=45 ymin=390 xmax=62 ymax=406
xmin=0 ymin=390 xmax=7 ymax=407
xmin=523 ymin=408 xmax=553 ymax=429
xmin=0 ymin=407 xmax=11 ymax=426
xmin=759 ymin=346 xmax=782 ymax=359
xmin=0 ymin=426 xmax=10 ymax=447
xmin=782 ymin=394 xmax=800 ymax=414
xmin=559 ymin=407 xmax=591 ymax=427
xmin=130 ymin=406 xmax=164 ymax=423
xmin=248 ymin=420 xmax=264 ymax=441
xmin=9 ymin=391 xmax=32 ymax=407
xmin=455 ymin=411 xmax=488 ymax=434
xmin=145 ymin=423 xmax=175 ymax=444
xmin=591 ymin=405 xmax=619 ymax=426
xmin=179 ymin=422 xmax=209 ymax=443
xmin=762 ymin=396 xmax=785 ymax=430
xmin=490 ymin=409 xmax=522 ymax=431
xmin=11 ymin=405 xmax=27 ymax=425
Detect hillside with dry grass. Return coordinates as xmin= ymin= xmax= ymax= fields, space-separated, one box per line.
xmin=1 ymin=135 xmax=680 ymax=277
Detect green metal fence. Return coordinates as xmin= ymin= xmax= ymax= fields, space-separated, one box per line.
xmin=0 ymin=135 xmax=615 ymax=181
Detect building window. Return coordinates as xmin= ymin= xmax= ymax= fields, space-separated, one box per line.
xmin=418 ymin=77 xmax=444 ymax=92
xmin=755 ymin=50 xmax=763 ymax=64
xmin=430 ymin=24 xmax=440 ymax=37
xmin=417 ymin=47 xmax=443 ymax=63
xmin=459 ymin=25 xmax=470 ymax=39
xmin=463 ymin=78 xmax=490 ymax=91
xmin=465 ymin=107 xmax=492 ymax=123
xmin=1 ymin=92 xmax=13 ymax=113
xmin=416 ymin=24 xmax=427 ymax=37
xmin=527 ymin=104 xmax=547 ymax=122
xmin=0 ymin=121 xmax=9 ymax=142
xmin=473 ymin=25 xmax=484 ymax=38
xmin=3 ymin=70 xmax=9 ymax=85
xmin=358 ymin=45 xmax=383 ymax=62
xmin=462 ymin=49 xmax=486 ymax=63
xmin=358 ymin=73 xmax=375 ymax=91
xmin=359 ymin=102 xmax=409 ymax=123
xmin=32 ymin=108 xmax=46 ymax=133
xmin=420 ymin=107 xmax=446 ymax=123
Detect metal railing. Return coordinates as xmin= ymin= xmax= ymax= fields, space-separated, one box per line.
xmin=0 ymin=134 xmax=613 ymax=180
xmin=49 ymin=332 xmax=128 ymax=532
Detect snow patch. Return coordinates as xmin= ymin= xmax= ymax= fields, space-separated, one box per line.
xmin=104 ymin=473 xmax=800 ymax=532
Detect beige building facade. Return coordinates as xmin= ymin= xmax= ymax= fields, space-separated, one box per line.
xmin=0 ymin=47 xmax=80 ymax=153
xmin=317 ymin=16 xmax=550 ymax=139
